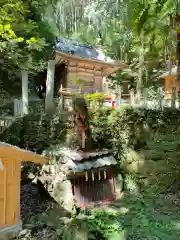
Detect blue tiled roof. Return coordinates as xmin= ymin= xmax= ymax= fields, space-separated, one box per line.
xmin=55 ymin=38 xmax=110 ymax=62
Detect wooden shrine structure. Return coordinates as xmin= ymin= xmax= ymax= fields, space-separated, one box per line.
xmin=20 ymin=38 xmax=127 ymax=114
xmin=57 ymin=95 xmax=121 ymax=208
xmin=158 ymin=66 xmax=179 ymax=99
xmin=0 ymin=142 xmax=47 ymax=238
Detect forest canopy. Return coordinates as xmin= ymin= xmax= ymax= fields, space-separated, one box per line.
xmin=0 ymin=0 xmax=180 ymax=91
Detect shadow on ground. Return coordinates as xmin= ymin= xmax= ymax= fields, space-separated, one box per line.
xmin=107 ymin=191 xmax=180 ymax=240
xmin=19 ymin=179 xmax=71 ymax=240
xmin=20 ymin=179 xmax=71 ymax=221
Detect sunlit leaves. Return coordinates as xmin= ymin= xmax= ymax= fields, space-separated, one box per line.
xmin=0 ymin=0 xmax=54 ymax=72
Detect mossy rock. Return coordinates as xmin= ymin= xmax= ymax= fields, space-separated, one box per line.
xmin=124 ymin=158 xmax=180 ymax=177
xmin=140 ymin=149 xmax=166 ymax=160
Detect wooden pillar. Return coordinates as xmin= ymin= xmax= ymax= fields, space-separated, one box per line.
xmin=143 ymin=88 xmax=148 ymax=107
xmin=102 ymin=76 xmax=107 ymax=93
xmin=67 ymin=68 xmax=72 ymax=88
xmin=116 ymin=85 xmax=121 ymax=107
xmin=21 ymin=70 xmax=28 ymax=116
xmin=59 ymin=85 xmax=65 ymax=110
xmin=67 ymin=66 xmax=77 ymax=88
xmin=45 ymin=60 xmax=56 ymax=112
xmin=130 ymin=89 xmax=135 ymax=106
xmin=94 ymin=76 xmax=103 ymax=92
xmin=171 ymin=87 xmax=176 ymax=108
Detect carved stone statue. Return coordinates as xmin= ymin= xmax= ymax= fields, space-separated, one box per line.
xmin=72 ymin=96 xmax=92 ymax=151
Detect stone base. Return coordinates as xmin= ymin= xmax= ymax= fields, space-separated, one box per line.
xmin=0 ymin=222 xmax=22 ymax=240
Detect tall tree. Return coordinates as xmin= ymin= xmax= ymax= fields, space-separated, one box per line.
xmin=0 ymin=0 xmax=56 ymax=73
xmin=47 ymin=0 xmax=175 ymax=94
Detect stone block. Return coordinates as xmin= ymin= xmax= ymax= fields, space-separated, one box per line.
xmin=0 ymin=223 xmax=22 ymax=240
xmin=53 ymin=179 xmax=74 ymax=213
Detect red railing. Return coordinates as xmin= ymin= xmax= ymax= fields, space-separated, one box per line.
xmin=73 ymin=168 xmax=116 ymax=208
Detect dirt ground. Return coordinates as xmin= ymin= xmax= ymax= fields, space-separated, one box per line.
xmin=18 ymin=181 xmax=180 ymax=240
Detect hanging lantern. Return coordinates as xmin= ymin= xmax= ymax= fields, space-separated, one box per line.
xmin=104 ymin=169 xmax=107 ymax=180
xmin=85 ymin=172 xmax=88 ymax=181
xmin=92 ymin=171 xmax=94 ymax=181
xmin=98 ymin=170 xmax=101 ymax=181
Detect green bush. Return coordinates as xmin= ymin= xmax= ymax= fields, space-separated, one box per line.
xmin=87 ymin=209 xmax=123 ymax=240
xmin=38 ymin=208 xmax=123 ymax=240
xmin=90 ymin=107 xmax=180 ymax=156
xmin=90 ymin=106 xmax=146 ymax=157
xmin=0 ymin=112 xmax=68 ymax=153
xmin=85 ymin=93 xmax=105 ymax=107
xmin=89 ymin=107 xmax=180 ymax=189
xmin=90 ymin=106 xmax=115 ymax=148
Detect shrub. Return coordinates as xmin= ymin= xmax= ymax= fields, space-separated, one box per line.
xmin=90 ymin=107 xmax=180 ymax=160
xmin=87 ymin=209 xmax=123 ymax=240
xmin=85 ymin=92 xmax=105 ymax=107
xmin=38 ymin=208 xmax=123 ymax=240
xmin=90 ymin=106 xmax=115 ymax=148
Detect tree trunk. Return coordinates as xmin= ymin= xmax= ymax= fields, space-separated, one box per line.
xmin=169 ymin=15 xmax=174 ymax=74
xmin=45 ymin=60 xmax=56 ymax=113
xmin=176 ymin=36 xmax=180 ymax=81
xmin=21 ymin=70 xmax=28 ymax=116
xmin=130 ymin=89 xmax=135 ymax=106
xmin=172 ymin=14 xmax=180 ymax=105
xmin=137 ymin=34 xmax=144 ymax=104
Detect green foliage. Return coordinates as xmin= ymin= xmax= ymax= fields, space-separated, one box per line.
xmin=90 ymin=107 xmax=180 ymax=157
xmin=0 ymin=112 xmax=67 ymax=153
xmin=0 ymin=0 xmax=55 ymax=72
xmin=2 ymin=106 xmax=180 ymax=239
xmin=89 ymin=106 xmax=180 ymax=193
xmin=90 ymin=106 xmax=115 ymax=148
xmin=87 ymin=210 xmax=123 ymax=240
xmin=36 ymin=190 xmax=180 ymax=240
xmin=38 ymin=208 xmax=123 ymax=240
xmin=84 ymin=93 xmax=105 ymax=107
xmin=85 ymin=92 xmax=105 ymax=101
xmin=48 ymin=0 xmax=179 ymax=91
xmin=0 ymin=117 xmax=23 ymax=145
